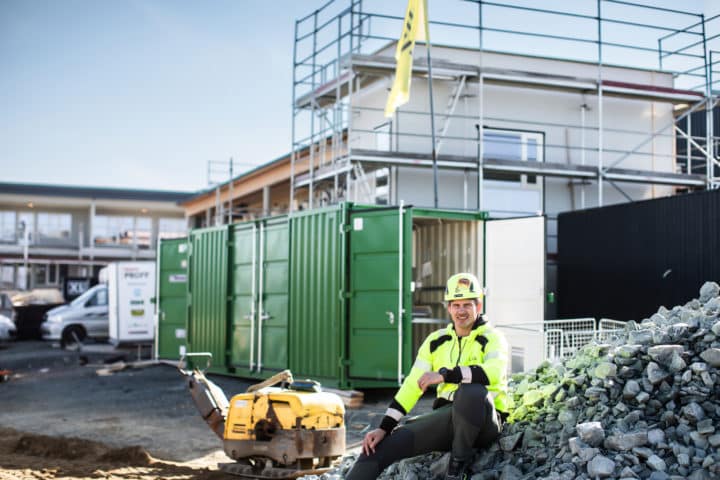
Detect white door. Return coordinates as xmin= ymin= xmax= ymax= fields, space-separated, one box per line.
xmin=484 ymin=216 xmax=545 ymax=325
xmin=484 ymin=216 xmax=545 ymax=372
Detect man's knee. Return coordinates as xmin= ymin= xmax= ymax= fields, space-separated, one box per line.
xmin=453 ymin=384 xmax=492 ymax=424
xmin=453 ymin=384 xmax=489 ymax=411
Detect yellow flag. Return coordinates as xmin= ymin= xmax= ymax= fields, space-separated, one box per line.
xmin=384 ymin=0 xmax=429 ymax=118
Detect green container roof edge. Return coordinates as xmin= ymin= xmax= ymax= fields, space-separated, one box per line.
xmin=186 ymin=203 xmax=490 ymax=235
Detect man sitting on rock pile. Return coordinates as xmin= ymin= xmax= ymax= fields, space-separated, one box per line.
xmin=345 ymin=273 xmax=512 ymax=480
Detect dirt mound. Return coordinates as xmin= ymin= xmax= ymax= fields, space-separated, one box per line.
xmin=0 ymin=427 xmax=228 ymax=479
xmin=98 ymin=445 xmax=153 ymax=465
xmin=14 ymin=434 xmax=103 ymax=460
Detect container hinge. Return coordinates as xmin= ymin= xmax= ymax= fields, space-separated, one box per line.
xmin=341 ymin=291 xmax=352 ymax=299
xmin=341 ymin=224 xmax=352 ymax=233
xmin=340 ymin=358 xmax=352 ymax=366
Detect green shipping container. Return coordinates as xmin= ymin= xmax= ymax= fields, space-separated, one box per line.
xmin=176 ymin=203 xmax=546 ymax=388
xmin=156 ymin=237 xmax=189 ymax=360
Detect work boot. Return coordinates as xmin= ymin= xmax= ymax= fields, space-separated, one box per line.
xmin=445 ymin=456 xmax=469 ymax=480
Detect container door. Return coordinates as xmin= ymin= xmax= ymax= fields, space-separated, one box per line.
xmin=256 ymin=217 xmax=289 ymax=372
xmin=347 ymin=206 xmax=412 ymax=383
xmin=485 ymin=216 xmax=545 ymax=326
xmin=188 ymin=227 xmax=229 ymax=369
xmin=157 ymin=238 xmax=189 ymax=360
xmin=230 ymin=223 xmax=257 ymax=370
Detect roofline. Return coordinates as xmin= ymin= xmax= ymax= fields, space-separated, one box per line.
xmin=0 ymin=182 xmax=193 ymax=203
xmin=180 ymin=132 xmax=346 ymax=206
xmin=180 ymin=150 xmax=292 ymax=205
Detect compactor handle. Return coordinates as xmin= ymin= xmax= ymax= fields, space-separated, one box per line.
xmin=178 ymin=352 xmax=213 ymax=375
xmin=386 ymin=311 xmax=395 ymax=324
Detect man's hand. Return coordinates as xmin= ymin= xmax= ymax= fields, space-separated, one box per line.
xmin=362 ymin=428 xmax=387 ymax=456
xmin=417 ymin=371 xmax=444 ymax=392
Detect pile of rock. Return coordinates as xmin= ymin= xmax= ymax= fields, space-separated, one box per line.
xmin=307 ymin=282 xmax=720 ymax=480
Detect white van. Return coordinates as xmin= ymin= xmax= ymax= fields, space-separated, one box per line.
xmin=40 ymin=284 xmax=109 ymax=347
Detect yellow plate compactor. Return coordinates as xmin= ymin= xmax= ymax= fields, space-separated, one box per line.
xmin=179 ymin=353 xmax=346 ymax=479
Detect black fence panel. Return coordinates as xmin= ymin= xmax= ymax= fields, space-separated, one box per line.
xmin=558 ymin=189 xmax=720 ymax=321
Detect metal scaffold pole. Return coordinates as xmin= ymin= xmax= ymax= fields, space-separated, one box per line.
xmin=597 ymin=0 xmax=604 ymax=207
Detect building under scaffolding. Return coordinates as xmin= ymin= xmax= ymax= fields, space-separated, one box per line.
xmin=283 ymin=0 xmax=720 ymax=315
xmin=291 ymin=1 xmax=719 ymax=215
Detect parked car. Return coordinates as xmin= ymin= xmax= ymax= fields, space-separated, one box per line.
xmin=41 ymin=284 xmax=109 ymax=347
xmin=0 ymin=292 xmax=14 ymax=322
xmin=0 ymin=314 xmax=16 ymax=343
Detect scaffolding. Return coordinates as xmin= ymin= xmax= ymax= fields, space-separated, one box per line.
xmin=290 ymin=0 xmax=720 ymax=212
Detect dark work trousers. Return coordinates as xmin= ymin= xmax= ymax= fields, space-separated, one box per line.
xmin=345 ymin=384 xmax=503 ymax=480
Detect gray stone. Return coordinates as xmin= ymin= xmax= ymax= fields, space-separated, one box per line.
xmin=677 ymin=453 xmax=691 ymax=466
xmin=647 ymin=455 xmax=667 ymax=471
xmin=690 ymin=431 xmax=709 ymax=448
xmin=690 ymin=362 xmax=709 ymax=373
xmin=568 ymin=437 xmax=586 ymax=455
xmin=617 ymin=345 xmax=642 ymax=358
xmin=587 ymin=455 xmax=615 ymax=478
xmin=697 ymin=419 xmax=715 ymax=435
xmin=712 ymin=321 xmax=720 ymax=336
xmin=576 ymin=421 xmax=605 ymax=447
xmin=647 ymin=473 xmax=669 ymax=480
xmin=708 ymin=433 xmax=720 ymax=447
xmin=648 ymin=428 xmax=665 ymax=445
xmin=620 ymin=466 xmax=638 ymax=478
xmin=646 ymin=362 xmax=670 ymax=385
xmin=558 ymin=409 xmax=576 ymax=425
xmin=632 ymin=447 xmax=653 ymax=459
xmin=688 ymin=469 xmax=711 ymax=480
xmin=682 ymin=402 xmax=706 ymax=423
xmin=604 ymin=431 xmax=648 ymax=451
xmin=705 ymin=296 xmax=720 ymax=312
xmin=428 ymin=452 xmax=450 ymax=478
xmin=499 ymin=464 xmax=522 ymax=480
xmin=699 ymin=348 xmax=720 ymax=367
xmin=594 ymin=362 xmax=617 ymax=379
xmin=699 ymin=281 xmax=720 ymax=303
xmin=636 ymin=391 xmax=650 ymax=403
xmin=499 ymin=432 xmax=522 ymax=452
xmin=623 ymin=380 xmax=641 ymax=399
xmin=629 ymin=330 xmax=654 ymax=345
xmin=648 ymin=345 xmax=684 ymax=364
xmin=577 ymin=447 xmax=599 ymax=463
xmin=668 ymin=323 xmax=690 ymax=340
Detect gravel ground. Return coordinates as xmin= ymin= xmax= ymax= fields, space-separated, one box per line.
xmin=0 ymin=340 xmax=431 ymax=479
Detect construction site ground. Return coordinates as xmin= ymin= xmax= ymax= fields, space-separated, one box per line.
xmin=0 ymin=340 xmax=432 ymax=480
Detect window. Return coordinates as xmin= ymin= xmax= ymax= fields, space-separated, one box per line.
xmin=375 ymin=168 xmax=390 ymax=205
xmin=375 ymin=123 xmax=392 ymax=151
xmin=33 ymin=264 xmax=47 ymax=287
xmin=87 ymin=288 xmax=108 ymax=307
xmin=0 ymin=211 xmax=16 ymax=243
xmin=135 ymin=217 xmax=152 ymax=249
xmin=159 ymin=218 xmax=187 ymax=240
xmin=93 ymin=215 xmax=134 ymax=247
xmin=37 ymin=213 xmax=72 ymax=245
xmin=483 ymin=128 xmax=544 ymax=183
xmin=18 ymin=212 xmax=34 ymax=245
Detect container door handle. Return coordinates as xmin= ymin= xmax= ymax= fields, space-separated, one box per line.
xmin=386 ymin=311 xmax=395 ymax=324
xmin=260 ymin=312 xmax=271 ymax=321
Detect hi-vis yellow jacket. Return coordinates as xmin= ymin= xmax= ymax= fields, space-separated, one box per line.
xmin=379 ymin=316 xmax=511 ymax=434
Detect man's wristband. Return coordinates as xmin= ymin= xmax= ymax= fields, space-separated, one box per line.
xmin=438 ymin=366 xmax=462 ymax=383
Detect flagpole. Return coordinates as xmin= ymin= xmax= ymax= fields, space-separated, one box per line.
xmin=426 ymin=42 xmax=438 ymax=209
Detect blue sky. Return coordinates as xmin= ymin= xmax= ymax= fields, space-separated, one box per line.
xmin=0 ymin=0 xmax=715 ymax=193
xmin=1 ymin=0 xmax=310 ymax=192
